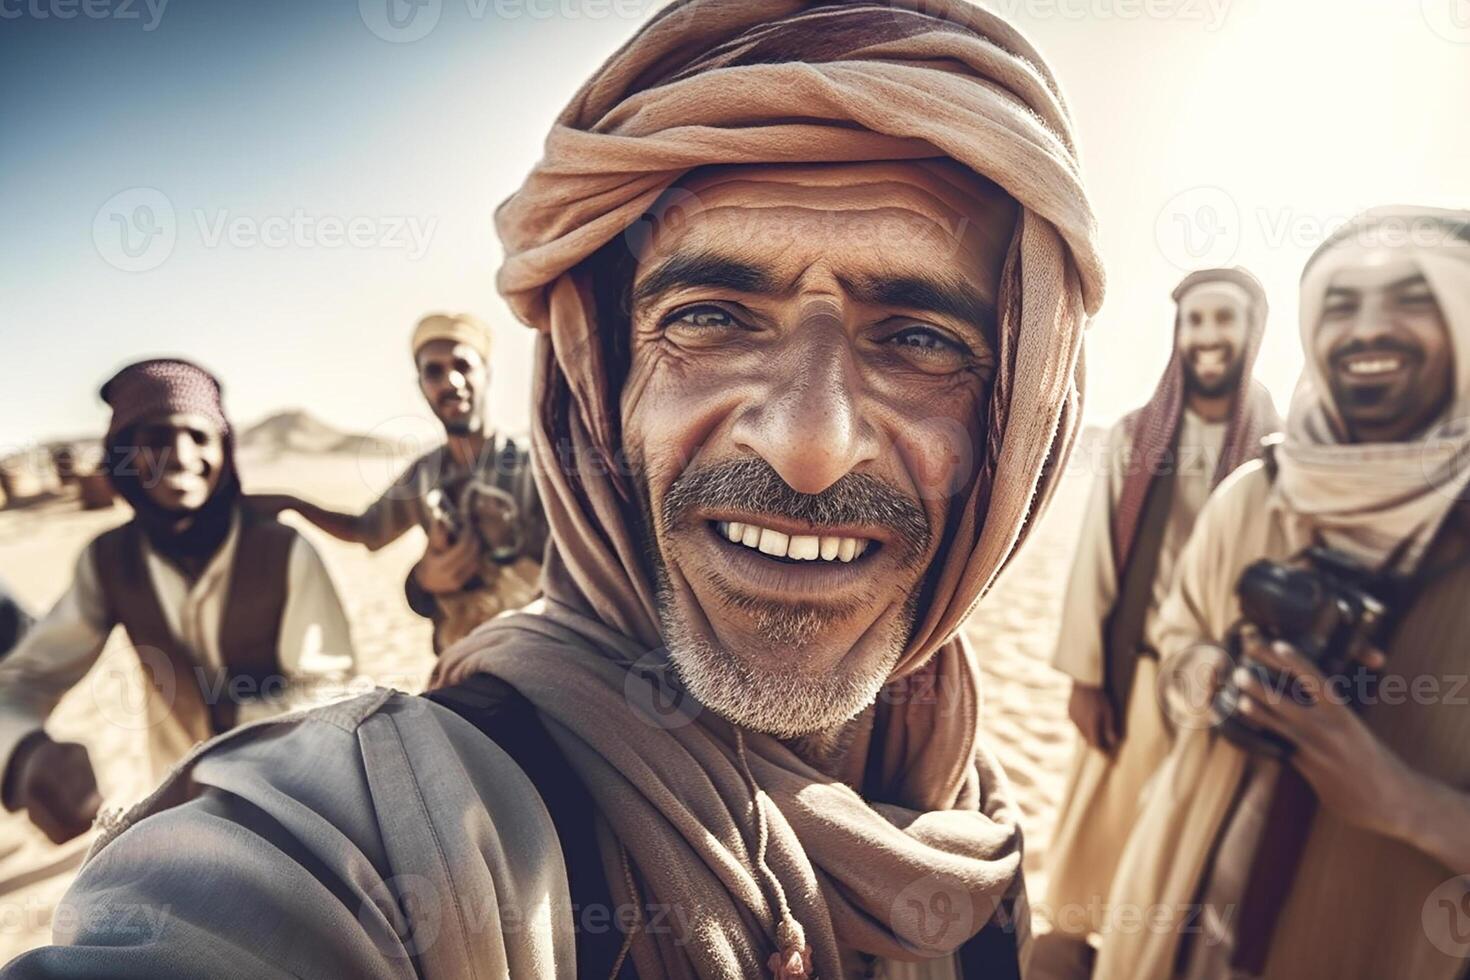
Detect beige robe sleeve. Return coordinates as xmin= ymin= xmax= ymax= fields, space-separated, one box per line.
xmin=1051 ymin=422 xmax=1128 ymax=686
xmin=1095 ymin=461 xmax=1278 ymax=980
xmin=0 ymin=548 xmax=112 ymax=791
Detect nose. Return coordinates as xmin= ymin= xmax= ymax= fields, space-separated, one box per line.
xmin=730 ymin=303 xmax=879 ymax=495
xmin=167 ymin=431 xmax=200 ymax=472
xmin=447 ymin=368 xmax=468 ymax=392
xmin=1345 ymin=294 xmax=1395 ymax=346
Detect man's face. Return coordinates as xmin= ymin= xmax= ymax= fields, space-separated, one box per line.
xmin=1177 ymin=282 xmax=1251 ymax=398
xmin=1311 ymin=255 xmax=1454 ymax=443
xmin=619 ymin=162 xmax=1012 ymax=737
xmin=131 ymin=412 xmax=225 ymax=512
xmin=417 ymin=340 xmax=488 ymax=436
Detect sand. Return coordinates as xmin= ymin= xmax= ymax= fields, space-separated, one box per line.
xmin=0 ymin=448 xmax=1088 ymax=962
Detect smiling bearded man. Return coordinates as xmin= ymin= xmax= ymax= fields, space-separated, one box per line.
xmin=1036 ymin=268 xmax=1279 ymax=976
xmin=2 ymin=3 xmax=1103 ymax=979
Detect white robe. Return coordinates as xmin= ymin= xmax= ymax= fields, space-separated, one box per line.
xmin=1042 ymin=409 xmax=1226 ymax=939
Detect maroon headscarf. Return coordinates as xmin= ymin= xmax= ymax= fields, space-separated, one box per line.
xmin=1110 ymin=267 xmax=1279 ymax=575
xmin=101 ymin=358 xmax=240 ymax=570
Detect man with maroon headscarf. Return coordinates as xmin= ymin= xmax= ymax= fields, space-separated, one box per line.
xmin=0 ymin=359 xmax=356 ymax=845
xmin=1034 ymin=268 xmax=1279 ymax=976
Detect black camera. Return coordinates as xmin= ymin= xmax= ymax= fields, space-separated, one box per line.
xmin=1212 ymin=547 xmax=1394 ymax=757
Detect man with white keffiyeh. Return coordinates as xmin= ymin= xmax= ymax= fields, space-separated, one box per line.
xmin=1096 ymin=207 xmax=1470 ymax=980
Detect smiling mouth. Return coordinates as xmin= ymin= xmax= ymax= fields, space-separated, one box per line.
xmin=711 ymin=520 xmax=875 ymax=564
xmin=1192 ymin=347 xmax=1229 ymax=373
xmin=1338 ymin=352 xmax=1412 ymax=378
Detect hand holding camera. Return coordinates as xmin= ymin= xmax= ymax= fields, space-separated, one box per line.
xmin=1212 ymin=547 xmax=1395 ymax=757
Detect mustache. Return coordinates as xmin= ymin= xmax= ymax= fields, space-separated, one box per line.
xmin=1330 ymin=337 xmax=1422 ymax=366
xmin=660 ymin=456 xmax=931 ymax=564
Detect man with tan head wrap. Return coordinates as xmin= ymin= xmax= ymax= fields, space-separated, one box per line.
xmin=252 ymin=312 xmax=548 ymax=651
xmin=1034 ymin=268 xmax=1279 ymax=976
xmin=1094 ymin=207 xmax=1470 ymax=980
xmin=3 ymin=3 xmax=1104 ymax=977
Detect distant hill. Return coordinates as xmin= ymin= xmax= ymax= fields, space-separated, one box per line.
xmin=238 ymin=410 xmax=397 ymax=457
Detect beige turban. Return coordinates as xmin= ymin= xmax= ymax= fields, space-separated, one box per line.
xmin=409 ymin=312 xmax=492 ymax=360
xmin=434 ymin=2 xmax=1105 ymax=977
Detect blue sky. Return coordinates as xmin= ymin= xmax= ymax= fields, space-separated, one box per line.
xmin=3 ymin=0 xmax=1469 ymax=451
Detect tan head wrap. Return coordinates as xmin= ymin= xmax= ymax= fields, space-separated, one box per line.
xmin=410 ymin=312 xmax=492 ymax=360
xmin=434 ymin=2 xmax=1104 ymax=975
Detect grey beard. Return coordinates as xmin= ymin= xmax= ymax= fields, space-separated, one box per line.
xmin=653 ymin=568 xmax=919 ymax=738
xmin=633 ymin=452 xmax=930 ymax=737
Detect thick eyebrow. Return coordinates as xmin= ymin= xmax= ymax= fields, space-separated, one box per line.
xmin=631 ymin=251 xmax=780 ymax=307
xmin=840 ymin=273 xmax=997 ymax=342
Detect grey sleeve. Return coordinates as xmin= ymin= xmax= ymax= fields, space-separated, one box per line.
xmin=2 ymin=691 xmax=575 ymax=980
xmin=357 ymin=457 xmax=427 ymax=552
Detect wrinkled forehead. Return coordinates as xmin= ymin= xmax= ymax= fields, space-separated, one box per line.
xmin=1177 ymin=280 xmax=1252 ymax=316
xmin=638 ymin=160 xmax=1018 ymax=305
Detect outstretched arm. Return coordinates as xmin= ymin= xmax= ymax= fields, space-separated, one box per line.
xmin=245 ymin=494 xmax=381 ymax=547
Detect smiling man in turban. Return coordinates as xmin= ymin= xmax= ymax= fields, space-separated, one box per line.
xmin=1035 ymin=268 xmax=1278 ymax=975
xmin=3 ymin=3 xmax=1103 ymax=977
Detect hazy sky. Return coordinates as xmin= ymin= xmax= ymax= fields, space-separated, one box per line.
xmin=3 ymin=0 xmax=1469 ymax=454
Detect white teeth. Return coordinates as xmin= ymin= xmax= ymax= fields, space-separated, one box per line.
xmin=757 ymin=528 xmax=790 ymax=557
xmin=788 ymin=535 xmax=820 ymax=560
xmin=1346 ymin=357 xmax=1402 ymax=376
xmin=717 ymin=521 xmax=871 ymax=563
